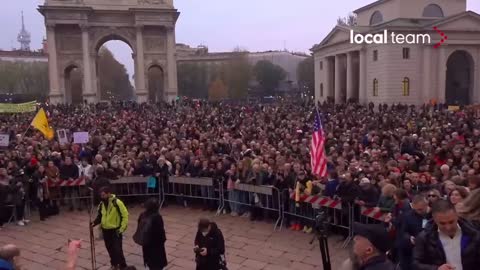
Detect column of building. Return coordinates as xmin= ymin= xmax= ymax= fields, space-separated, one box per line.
xmin=46 ymin=24 xmax=62 ymax=104
xmin=166 ymin=26 xmax=178 ymax=102
xmin=81 ymin=25 xmax=96 ymax=103
xmin=135 ymin=25 xmax=148 ymax=103
xmin=324 ymin=50 xmax=366 ymax=104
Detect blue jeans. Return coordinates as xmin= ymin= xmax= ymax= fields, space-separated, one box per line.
xmin=229 ymin=190 xmax=240 ymax=213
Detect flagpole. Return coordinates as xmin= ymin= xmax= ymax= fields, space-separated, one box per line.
xmin=22 ymin=125 xmax=31 ymax=141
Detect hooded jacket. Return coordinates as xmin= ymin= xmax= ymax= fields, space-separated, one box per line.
xmin=93 ymin=194 xmax=129 ymax=233
xmin=194 ymin=222 xmax=225 ymax=269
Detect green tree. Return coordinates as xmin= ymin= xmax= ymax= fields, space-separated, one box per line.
xmin=0 ymin=61 xmax=49 ymax=98
xmin=177 ymin=62 xmax=208 ymax=98
xmin=253 ymin=60 xmax=286 ymax=96
xmin=297 ymin=56 xmax=314 ymax=96
xmin=224 ymin=50 xmax=251 ymax=99
xmin=98 ymin=47 xmax=134 ymax=100
xmin=208 ymin=78 xmax=228 ymax=101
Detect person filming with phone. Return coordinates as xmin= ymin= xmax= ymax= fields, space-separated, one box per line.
xmin=194 ymin=218 xmax=225 ymax=270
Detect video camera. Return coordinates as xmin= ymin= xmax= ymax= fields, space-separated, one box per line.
xmin=313 ymin=210 xmax=329 ymax=236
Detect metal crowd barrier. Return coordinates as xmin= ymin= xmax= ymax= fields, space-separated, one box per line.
xmin=283 ymin=191 xmax=354 ymax=247
xmin=160 ymin=176 xmax=221 ymax=213
xmin=36 ymin=176 xmax=393 ymax=250
xmin=219 ymin=182 xmax=282 ymax=230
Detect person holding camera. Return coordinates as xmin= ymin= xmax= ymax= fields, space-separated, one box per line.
xmin=194 ymin=218 xmax=225 ymax=270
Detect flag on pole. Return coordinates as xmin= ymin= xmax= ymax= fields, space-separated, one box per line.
xmin=31 ymin=108 xmax=54 ymax=140
xmin=311 ymin=109 xmax=327 ymax=177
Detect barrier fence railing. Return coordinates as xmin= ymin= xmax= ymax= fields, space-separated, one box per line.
xmin=160 ymin=176 xmax=222 ymax=213
xmin=218 ymin=181 xmax=282 ymax=231
xmin=15 ymin=176 xmax=392 ymax=249
xmin=283 ymin=191 xmax=354 ymax=247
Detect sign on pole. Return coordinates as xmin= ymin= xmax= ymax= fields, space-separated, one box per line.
xmin=73 ymin=132 xmax=89 ymax=144
xmin=0 ymin=134 xmax=9 ymax=147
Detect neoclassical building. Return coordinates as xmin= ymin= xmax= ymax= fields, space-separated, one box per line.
xmin=312 ymin=0 xmax=480 ymax=105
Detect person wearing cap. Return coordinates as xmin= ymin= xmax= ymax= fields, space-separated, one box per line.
xmin=194 ymin=218 xmax=225 ymax=270
xmin=413 ymin=200 xmax=480 ymax=270
xmin=352 ymin=222 xmax=395 ymax=270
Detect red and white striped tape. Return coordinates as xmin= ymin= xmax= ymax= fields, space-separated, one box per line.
xmin=290 ymin=193 xmax=342 ymax=210
xmin=360 ymin=206 xmax=388 ymax=221
xmin=47 ymin=178 xmax=86 ymax=187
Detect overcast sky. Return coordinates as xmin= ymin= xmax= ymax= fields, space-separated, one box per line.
xmin=1 ymin=0 xmax=479 ymax=78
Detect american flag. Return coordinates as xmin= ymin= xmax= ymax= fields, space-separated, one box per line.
xmin=311 ymin=109 xmax=327 ymax=177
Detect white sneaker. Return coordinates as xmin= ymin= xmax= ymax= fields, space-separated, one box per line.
xmin=22 ymin=219 xmax=30 ymax=224
xmin=17 ymin=221 xmax=25 ymax=226
xmin=231 ymin=212 xmax=238 ymax=217
xmin=222 ymin=209 xmax=227 ymax=215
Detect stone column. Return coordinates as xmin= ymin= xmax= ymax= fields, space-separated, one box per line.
xmin=166 ymin=26 xmax=178 ymax=102
xmin=314 ymin=57 xmax=321 ymax=103
xmin=346 ymin=52 xmax=354 ymax=102
xmin=135 ymin=25 xmax=147 ymax=103
xmin=359 ymin=49 xmax=367 ymax=104
xmin=81 ymin=25 xmax=95 ymax=103
xmin=438 ymin=46 xmax=448 ymax=104
xmin=422 ymin=46 xmax=432 ymax=104
xmin=324 ymin=58 xmax=332 ymax=100
xmin=46 ymin=24 xmax=62 ymax=104
xmin=334 ymin=54 xmax=342 ymax=104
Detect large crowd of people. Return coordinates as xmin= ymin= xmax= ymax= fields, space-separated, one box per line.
xmin=1 ymin=99 xmax=480 ymax=269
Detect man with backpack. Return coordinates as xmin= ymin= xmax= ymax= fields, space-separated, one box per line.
xmin=91 ymin=186 xmax=129 ymax=270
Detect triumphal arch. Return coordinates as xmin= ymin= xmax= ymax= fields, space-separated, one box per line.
xmin=39 ymin=0 xmax=179 ymax=104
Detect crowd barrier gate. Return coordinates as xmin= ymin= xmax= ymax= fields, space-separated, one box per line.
xmin=284 ymin=191 xmax=354 ymax=247
xmin=20 ymin=175 xmax=395 ymax=251
xmin=219 ymin=182 xmax=282 ymax=231
xmin=160 ymin=176 xmax=222 ymax=213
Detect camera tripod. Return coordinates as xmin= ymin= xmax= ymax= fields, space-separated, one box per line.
xmin=310 ymin=213 xmax=332 ymax=270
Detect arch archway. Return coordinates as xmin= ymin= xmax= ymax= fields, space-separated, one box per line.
xmin=96 ymin=40 xmax=135 ymax=101
xmin=64 ymin=65 xmax=83 ymax=104
xmin=446 ymin=50 xmax=475 ymax=105
xmin=39 ymin=1 xmax=179 ymax=104
xmin=147 ymin=65 xmax=165 ymax=102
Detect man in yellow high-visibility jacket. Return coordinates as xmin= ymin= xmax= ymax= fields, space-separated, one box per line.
xmin=91 ymin=186 xmax=129 ymax=270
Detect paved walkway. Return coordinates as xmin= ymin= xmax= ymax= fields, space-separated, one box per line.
xmin=0 ymin=205 xmax=348 ymax=269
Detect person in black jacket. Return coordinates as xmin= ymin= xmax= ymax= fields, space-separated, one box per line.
xmin=137 ymin=198 xmax=167 ymax=270
xmin=356 ymin=178 xmax=380 ymax=208
xmin=397 ymin=195 xmax=431 ymax=270
xmin=413 ymin=200 xmax=480 ymax=270
xmin=194 ymin=218 xmax=225 ymax=270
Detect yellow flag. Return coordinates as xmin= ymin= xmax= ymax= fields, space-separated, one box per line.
xmin=31 ymin=108 xmax=54 ymax=140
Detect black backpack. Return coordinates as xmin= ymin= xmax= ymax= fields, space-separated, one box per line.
xmin=133 ymin=214 xmax=153 ymax=246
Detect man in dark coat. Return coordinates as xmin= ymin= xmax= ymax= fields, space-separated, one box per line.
xmin=413 ymin=200 xmax=480 ymax=270
xmin=194 ymin=218 xmax=225 ymax=270
xmin=397 ymin=195 xmax=431 ymax=270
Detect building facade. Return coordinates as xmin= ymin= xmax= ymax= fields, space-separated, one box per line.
xmin=312 ymin=0 xmax=480 ymax=105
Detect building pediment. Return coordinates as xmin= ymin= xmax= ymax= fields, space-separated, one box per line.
xmin=312 ymin=26 xmax=351 ymax=51
xmin=424 ymin=11 xmax=480 ymax=32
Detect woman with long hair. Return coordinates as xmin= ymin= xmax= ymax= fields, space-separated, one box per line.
xmin=457 ymin=189 xmax=480 ymax=229
xmin=134 ymin=198 xmax=167 ymax=270
xmin=449 ymin=186 xmax=469 ymax=206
